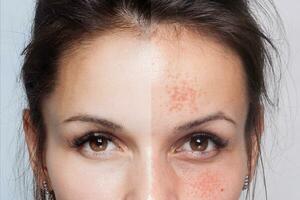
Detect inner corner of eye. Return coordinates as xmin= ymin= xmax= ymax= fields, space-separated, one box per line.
xmin=173 ymin=144 xmax=185 ymax=152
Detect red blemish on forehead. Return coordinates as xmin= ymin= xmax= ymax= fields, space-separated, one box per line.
xmin=166 ymin=80 xmax=199 ymax=113
xmin=164 ymin=70 xmax=201 ymax=113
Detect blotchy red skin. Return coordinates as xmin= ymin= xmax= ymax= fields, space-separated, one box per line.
xmin=166 ymin=80 xmax=199 ymax=113
xmin=164 ymin=70 xmax=201 ymax=113
xmin=170 ymin=161 xmax=226 ymax=200
xmin=184 ymin=170 xmax=226 ymax=199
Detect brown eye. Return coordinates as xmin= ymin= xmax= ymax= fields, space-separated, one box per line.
xmin=176 ymin=133 xmax=222 ymax=155
xmin=89 ymin=135 xmax=108 ymax=152
xmin=190 ymin=135 xmax=209 ymax=151
xmin=73 ymin=132 xmax=122 ymax=160
xmin=174 ymin=133 xmax=228 ymax=160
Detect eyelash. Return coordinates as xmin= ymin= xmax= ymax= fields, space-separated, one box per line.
xmin=70 ymin=131 xmax=228 ymax=160
xmin=179 ymin=132 xmax=228 ymax=149
xmin=70 ymin=131 xmax=122 ymax=159
xmin=71 ymin=131 xmax=115 ymax=148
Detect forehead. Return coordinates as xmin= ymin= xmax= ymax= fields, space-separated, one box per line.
xmin=47 ymin=28 xmax=248 ymax=133
xmin=150 ymin=27 xmax=248 ymax=132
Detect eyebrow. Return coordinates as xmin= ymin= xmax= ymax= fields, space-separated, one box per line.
xmin=175 ymin=112 xmax=237 ymax=131
xmin=63 ymin=114 xmax=123 ymax=130
xmin=63 ymin=112 xmax=236 ymax=132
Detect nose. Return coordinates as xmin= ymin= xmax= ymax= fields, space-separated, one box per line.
xmin=150 ymin=154 xmax=179 ymax=200
xmin=124 ymin=149 xmax=179 ymax=200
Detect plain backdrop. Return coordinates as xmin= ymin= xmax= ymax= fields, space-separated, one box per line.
xmin=1 ymin=0 xmax=300 ymax=199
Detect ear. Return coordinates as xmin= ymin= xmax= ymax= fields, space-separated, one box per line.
xmin=248 ymin=106 xmax=264 ymax=181
xmin=23 ymin=109 xmax=48 ymax=188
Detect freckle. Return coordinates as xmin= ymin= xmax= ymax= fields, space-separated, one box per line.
xmin=221 ymin=188 xmax=224 ymax=192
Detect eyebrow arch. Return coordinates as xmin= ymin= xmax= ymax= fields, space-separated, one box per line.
xmin=63 ymin=114 xmax=123 ymax=130
xmin=175 ymin=112 xmax=237 ymax=131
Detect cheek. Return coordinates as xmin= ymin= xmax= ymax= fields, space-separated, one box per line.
xmin=45 ymin=142 xmax=129 ymax=200
xmin=173 ymin=162 xmax=244 ymax=200
xmin=181 ymin=170 xmax=225 ymax=199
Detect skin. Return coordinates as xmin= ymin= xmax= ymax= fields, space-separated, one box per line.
xmin=24 ymin=26 xmax=253 ymax=200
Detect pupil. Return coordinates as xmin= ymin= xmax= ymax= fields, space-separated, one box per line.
xmin=190 ymin=135 xmax=208 ymax=151
xmin=89 ymin=136 xmax=108 ymax=152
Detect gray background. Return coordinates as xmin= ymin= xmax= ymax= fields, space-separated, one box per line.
xmin=1 ymin=0 xmax=299 ymax=199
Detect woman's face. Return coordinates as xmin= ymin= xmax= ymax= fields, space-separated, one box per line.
xmin=28 ymin=27 xmax=250 ymax=200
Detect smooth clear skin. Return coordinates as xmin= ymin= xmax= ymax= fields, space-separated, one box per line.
xmin=24 ymin=26 xmax=252 ymax=200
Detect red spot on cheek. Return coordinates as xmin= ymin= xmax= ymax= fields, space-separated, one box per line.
xmin=184 ymin=171 xmax=225 ymax=200
xmin=199 ymin=173 xmax=222 ymax=198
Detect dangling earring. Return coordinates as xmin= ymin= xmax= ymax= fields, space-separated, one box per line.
xmin=242 ymin=175 xmax=250 ymax=190
xmin=42 ymin=180 xmax=55 ymax=200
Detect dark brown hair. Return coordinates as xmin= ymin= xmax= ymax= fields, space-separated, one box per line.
xmin=21 ymin=0 xmax=281 ymax=199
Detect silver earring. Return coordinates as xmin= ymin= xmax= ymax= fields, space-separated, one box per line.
xmin=42 ymin=180 xmax=55 ymax=200
xmin=43 ymin=180 xmax=50 ymax=194
xmin=242 ymin=175 xmax=250 ymax=190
